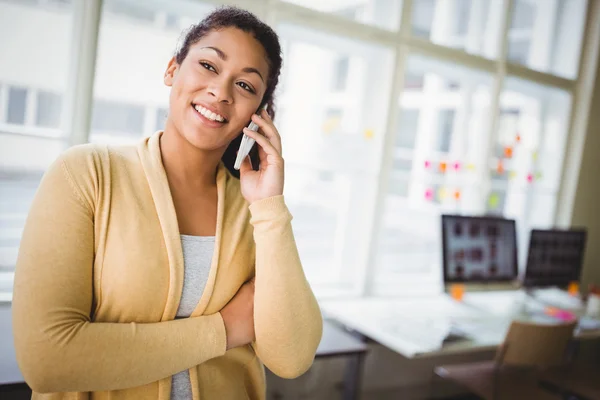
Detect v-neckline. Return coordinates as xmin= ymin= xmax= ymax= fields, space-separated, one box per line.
xmin=137 ymin=131 xmax=227 ymax=321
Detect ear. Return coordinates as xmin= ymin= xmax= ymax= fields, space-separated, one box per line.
xmin=164 ymin=57 xmax=178 ymax=87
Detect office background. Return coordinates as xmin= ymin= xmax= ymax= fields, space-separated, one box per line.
xmin=0 ymin=0 xmax=599 ymax=398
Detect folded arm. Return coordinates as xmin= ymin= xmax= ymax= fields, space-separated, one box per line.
xmin=249 ymin=196 xmax=323 ymax=379
xmin=12 ymin=153 xmax=226 ymax=393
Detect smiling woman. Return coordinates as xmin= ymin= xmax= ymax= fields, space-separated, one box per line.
xmin=12 ymin=6 xmax=322 ymax=400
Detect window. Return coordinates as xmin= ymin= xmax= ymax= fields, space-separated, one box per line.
xmin=1 ymin=0 xmax=597 ymax=300
xmin=372 ymin=57 xmax=493 ymax=296
xmin=507 ymin=0 xmax=587 ymax=78
xmin=91 ymin=99 xmax=145 ymax=138
xmin=332 ymin=57 xmax=350 ymax=92
xmin=0 ymin=0 xmax=73 ymax=299
xmin=277 ymin=22 xmax=395 ymax=293
xmin=7 ymin=87 xmax=27 ymax=125
xmin=412 ymin=0 xmax=503 ymax=59
xmin=36 ymin=91 xmax=62 ymax=128
xmin=91 ymin=0 xmax=213 ymax=143
xmin=155 ymin=107 xmax=168 ymax=132
xmin=282 ymin=0 xmax=403 ymax=31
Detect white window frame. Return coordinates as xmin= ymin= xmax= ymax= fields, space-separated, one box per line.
xmin=5 ymin=0 xmax=598 ymax=299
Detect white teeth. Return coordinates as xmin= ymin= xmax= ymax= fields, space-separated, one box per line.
xmin=194 ymin=105 xmax=225 ymax=122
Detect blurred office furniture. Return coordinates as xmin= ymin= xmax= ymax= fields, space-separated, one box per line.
xmin=539 ymin=364 xmax=600 ymax=400
xmin=315 ymin=319 xmax=368 ymax=400
xmin=434 ymin=320 xmax=576 ymax=400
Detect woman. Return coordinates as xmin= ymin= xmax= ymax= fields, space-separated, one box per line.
xmin=12 ymin=6 xmax=322 ymax=400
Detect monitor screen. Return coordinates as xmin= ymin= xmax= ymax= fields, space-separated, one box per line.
xmin=442 ymin=215 xmax=518 ymax=283
xmin=524 ymin=228 xmax=587 ymax=288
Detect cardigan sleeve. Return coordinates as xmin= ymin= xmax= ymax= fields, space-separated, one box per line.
xmin=11 ymin=152 xmax=227 ymax=394
xmin=249 ymin=196 xmax=323 ymax=379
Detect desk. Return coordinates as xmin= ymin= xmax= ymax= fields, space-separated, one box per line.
xmin=321 ymin=294 xmax=600 ymax=360
xmin=316 ymin=320 xmax=368 ymax=400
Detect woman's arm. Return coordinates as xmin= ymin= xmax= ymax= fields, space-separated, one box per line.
xmin=12 ymin=152 xmax=227 ymax=394
xmin=249 ymin=195 xmax=323 ymax=379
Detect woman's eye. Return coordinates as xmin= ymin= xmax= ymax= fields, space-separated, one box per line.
xmin=237 ymin=82 xmax=255 ymax=94
xmin=200 ymin=62 xmax=216 ymax=72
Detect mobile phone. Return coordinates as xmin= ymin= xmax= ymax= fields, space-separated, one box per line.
xmin=234 ymin=105 xmax=267 ymax=170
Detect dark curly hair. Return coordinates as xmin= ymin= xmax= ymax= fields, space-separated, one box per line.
xmin=174 ymin=6 xmax=283 ymax=177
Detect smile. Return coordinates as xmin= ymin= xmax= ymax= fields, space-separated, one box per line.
xmin=192 ymin=104 xmax=227 ymax=123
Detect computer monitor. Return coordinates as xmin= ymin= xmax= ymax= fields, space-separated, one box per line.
xmin=523 ymin=228 xmax=587 ymax=288
xmin=441 ymin=215 xmax=518 ymax=284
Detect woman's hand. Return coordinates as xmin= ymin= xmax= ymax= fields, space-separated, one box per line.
xmin=220 ymin=279 xmax=255 ymax=350
xmin=239 ymin=109 xmax=284 ymax=204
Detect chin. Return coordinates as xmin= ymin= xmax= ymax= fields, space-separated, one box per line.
xmin=179 ymin=125 xmax=233 ymax=152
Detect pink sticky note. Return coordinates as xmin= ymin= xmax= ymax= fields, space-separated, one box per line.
xmin=424 ymin=160 xmax=431 ymax=169
xmin=527 ymin=173 xmax=534 ymax=183
xmin=425 ymin=189 xmax=434 ymax=201
xmin=453 ymin=162 xmax=461 ymax=171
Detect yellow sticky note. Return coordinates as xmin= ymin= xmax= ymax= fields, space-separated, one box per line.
xmin=322 ymin=117 xmax=340 ymax=134
xmin=466 ymin=163 xmax=476 ymax=171
xmin=488 ymin=193 xmax=499 ymax=209
xmin=535 ymin=172 xmax=543 ymax=180
xmin=364 ymin=129 xmax=374 ymax=139
xmin=438 ymin=187 xmax=448 ymax=200
xmin=532 ymin=151 xmax=538 ymax=161
xmin=509 ymin=171 xmax=517 ymax=180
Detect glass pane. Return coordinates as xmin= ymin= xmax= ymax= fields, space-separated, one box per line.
xmin=373 ymin=56 xmax=494 ymax=295
xmin=0 ymin=0 xmax=73 ymax=298
xmin=277 ymin=22 xmax=395 ymax=292
xmin=91 ymin=0 xmax=214 ymax=143
xmin=282 ymin=0 xmax=403 ymax=31
xmin=411 ymin=0 xmax=504 ymax=59
xmin=487 ymin=78 xmax=570 ymax=267
xmin=36 ymin=90 xmax=62 ymax=128
xmin=7 ymin=86 xmax=27 ymax=125
xmin=507 ymin=0 xmax=587 ymax=79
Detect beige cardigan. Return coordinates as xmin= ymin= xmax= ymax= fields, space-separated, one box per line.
xmin=12 ymin=131 xmax=323 ymax=399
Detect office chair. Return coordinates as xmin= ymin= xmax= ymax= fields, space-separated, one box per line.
xmin=434 ymin=320 xmax=577 ymax=400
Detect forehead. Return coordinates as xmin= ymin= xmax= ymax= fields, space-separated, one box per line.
xmin=188 ymin=27 xmax=270 ymax=75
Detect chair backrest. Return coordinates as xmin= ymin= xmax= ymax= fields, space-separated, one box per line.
xmin=495 ymin=320 xmax=576 ymax=368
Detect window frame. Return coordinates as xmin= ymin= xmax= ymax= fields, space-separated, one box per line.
xmin=2 ymin=0 xmax=599 ymax=300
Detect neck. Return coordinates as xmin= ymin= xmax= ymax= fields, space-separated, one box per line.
xmin=160 ymin=120 xmax=222 ymax=190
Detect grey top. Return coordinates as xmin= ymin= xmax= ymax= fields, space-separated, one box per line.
xmin=171 ymin=235 xmax=215 ymax=400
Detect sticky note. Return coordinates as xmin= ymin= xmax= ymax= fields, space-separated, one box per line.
xmin=439 ymin=162 xmax=447 ymax=173
xmin=504 ymin=146 xmax=513 ymax=158
xmin=509 ymin=171 xmax=517 ymax=180
xmin=488 ymin=193 xmax=499 ymax=209
xmin=516 ymin=134 xmax=521 ymax=143
xmin=364 ymin=129 xmax=374 ymax=139
xmin=466 ymin=163 xmax=476 ymax=171
xmin=438 ymin=187 xmax=448 ymax=200
xmin=535 ymin=172 xmax=543 ymax=180
xmin=453 ymin=162 xmax=461 ymax=171
xmin=424 ymin=189 xmax=434 ymax=201
xmin=497 ymin=161 xmax=504 ymax=174
xmin=527 ymin=173 xmax=534 ymax=183
xmin=532 ymin=151 xmax=538 ymax=161
xmin=424 ymin=160 xmax=431 ymax=169
xmin=454 ymin=190 xmax=461 ymax=200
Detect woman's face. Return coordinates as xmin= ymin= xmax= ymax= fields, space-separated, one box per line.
xmin=164 ymin=27 xmax=270 ymax=151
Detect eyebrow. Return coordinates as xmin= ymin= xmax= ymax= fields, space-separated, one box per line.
xmin=200 ymin=46 xmax=265 ymax=83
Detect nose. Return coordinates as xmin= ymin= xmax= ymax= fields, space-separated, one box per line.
xmin=207 ymin=76 xmax=233 ymax=104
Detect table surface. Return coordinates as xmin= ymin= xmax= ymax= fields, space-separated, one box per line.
xmin=321 ymin=289 xmax=600 ymax=359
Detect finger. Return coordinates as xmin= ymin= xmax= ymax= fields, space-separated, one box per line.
xmin=239 ymin=154 xmax=253 ymax=175
xmin=243 ymin=127 xmax=281 ymax=158
xmin=251 ymin=114 xmax=282 ymax=155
